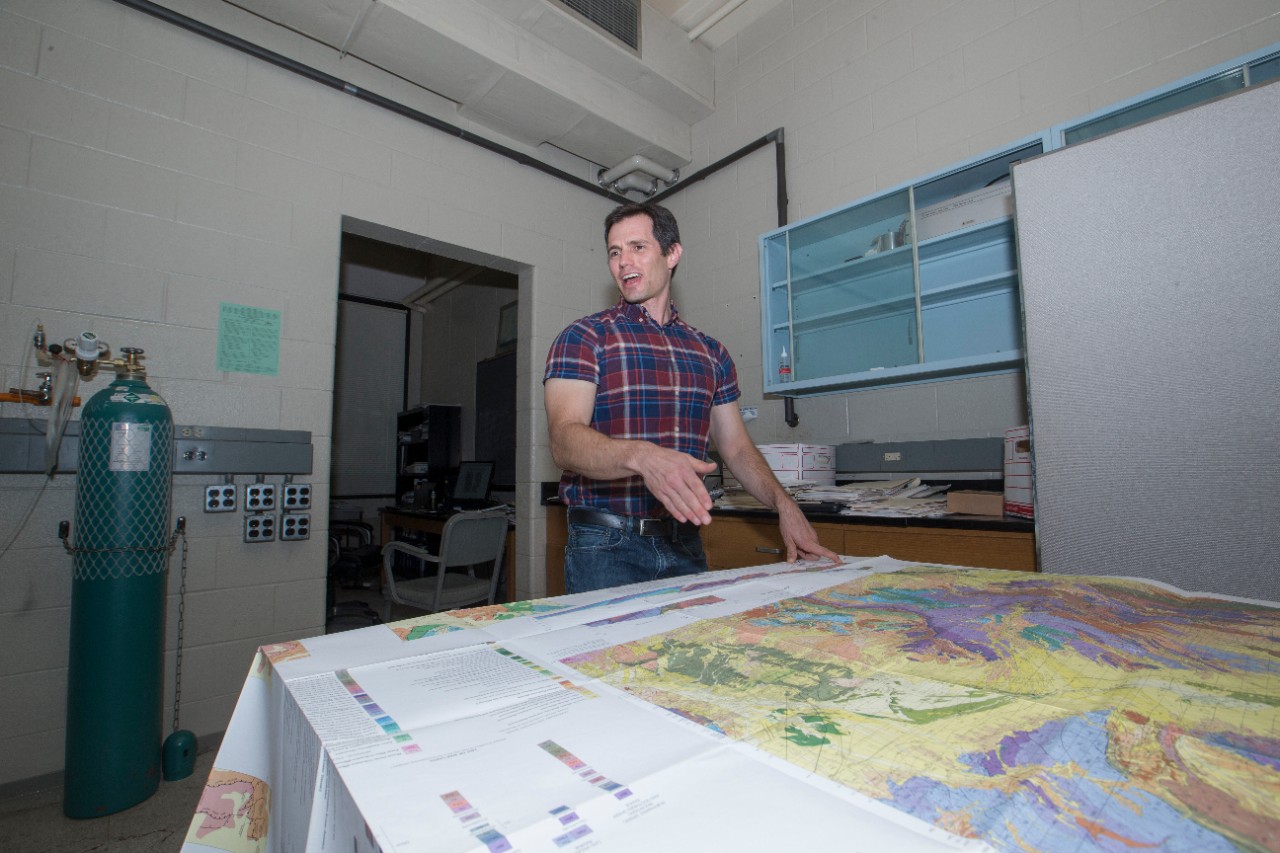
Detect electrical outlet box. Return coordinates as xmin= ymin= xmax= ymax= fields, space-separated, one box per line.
xmin=281 ymin=512 xmax=310 ymax=541
xmin=244 ymin=513 xmax=276 ymax=543
xmin=245 ymin=483 xmax=276 ymax=512
xmin=204 ymin=484 xmax=237 ymax=512
xmin=282 ymin=483 xmax=311 ymax=510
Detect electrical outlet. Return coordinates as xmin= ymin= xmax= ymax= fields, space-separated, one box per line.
xmin=245 ymin=483 xmax=276 ymax=512
xmin=244 ymin=513 xmax=276 ymax=543
xmin=281 ymin=512 xmax=310 ymax=541
xmin=204 ymin=484 xmax=237 ymax=512
xmin=282 ymin=483 xmax=311 ymax=510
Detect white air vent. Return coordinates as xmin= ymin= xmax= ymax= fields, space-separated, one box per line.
xmin=555 ymin=0 xmax=639 ymax=51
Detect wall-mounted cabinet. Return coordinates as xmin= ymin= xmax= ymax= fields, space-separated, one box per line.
xmin=760 ymin=41 xmax=1280 ymax=399
xmin=761 ymin=138 xmax=1043 ymax=396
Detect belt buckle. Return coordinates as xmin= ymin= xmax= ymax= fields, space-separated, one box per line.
xmin=638 ymin=518 xmax=667 ymax=537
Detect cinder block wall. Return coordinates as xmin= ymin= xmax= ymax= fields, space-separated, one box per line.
xmin=0 ymin=0 xmax=607 ymax=788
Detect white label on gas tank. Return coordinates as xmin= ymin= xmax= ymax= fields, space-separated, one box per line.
xmin=108 ymin=388 xmax=165 ymax=405
xmin=109 ymin=422 xmax=153 ymax=472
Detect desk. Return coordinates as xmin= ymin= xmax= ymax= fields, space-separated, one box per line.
xmin=183 ymin=557 xmax=1278 ymax=852
xmin=379 ymin=505 xmax=516 ymax=604
xmin=545 ymin=504 xmax=1036 ymax=597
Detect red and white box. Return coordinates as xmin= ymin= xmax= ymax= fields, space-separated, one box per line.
xmin=1003 ymin=426 xmax=1033 ymax=519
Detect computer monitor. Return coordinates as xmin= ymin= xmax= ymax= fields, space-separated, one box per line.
xmin=451 ymin=461 xmax=495 ymax=508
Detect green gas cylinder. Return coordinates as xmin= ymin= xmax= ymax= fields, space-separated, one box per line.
xmin=64 ymin=352 xmax=173 ymax=819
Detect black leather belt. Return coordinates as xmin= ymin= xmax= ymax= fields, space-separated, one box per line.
xmin=568 ymin=507 xmax=695 ymax=538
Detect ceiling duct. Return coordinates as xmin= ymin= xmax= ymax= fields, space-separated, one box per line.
xmin=554 ymin=0 xmax=640 ymax=51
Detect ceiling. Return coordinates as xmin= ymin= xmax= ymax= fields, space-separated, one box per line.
xmin=222 ymin=0 xmax=785 ymax=176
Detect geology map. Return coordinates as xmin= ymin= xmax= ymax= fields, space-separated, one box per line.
xmin=563 ymin=566 xmax=1280 ymax=851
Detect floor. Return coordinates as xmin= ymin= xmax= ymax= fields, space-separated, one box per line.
xmin=0 ymin=586 xmax=391 ymax=852
xmin=0 ymin=748 xmax=216 ymax=853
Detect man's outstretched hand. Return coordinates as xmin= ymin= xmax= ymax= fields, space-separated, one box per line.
xmin=634 ymin=445 xmax=719 ymax=525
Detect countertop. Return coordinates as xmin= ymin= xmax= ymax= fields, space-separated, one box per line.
xmin=541 ymin=484 xmax=1033 ymax=533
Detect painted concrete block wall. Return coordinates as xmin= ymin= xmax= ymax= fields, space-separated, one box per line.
xmin=0 ymin=0 xmax=605 ymax=787
xmin=680 ymin=0 xmax=1280 ymax=448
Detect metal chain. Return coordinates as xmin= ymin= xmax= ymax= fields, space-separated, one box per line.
xmin=172 ymin=521 xmax=188 ymax=734
xmin=58 ymin=522 xmax=182 ymax=557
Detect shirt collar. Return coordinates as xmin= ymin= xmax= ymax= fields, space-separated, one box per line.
xmin=615 ymin=298 xmax=680 ymax=327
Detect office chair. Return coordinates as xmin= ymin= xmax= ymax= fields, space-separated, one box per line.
xmin=326 ymin=517 xmax=383 ymax=632
xmin=379 ymin=508 xmax=508 ymax=621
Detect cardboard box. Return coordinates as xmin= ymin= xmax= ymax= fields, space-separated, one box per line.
xmin=947 ymin=490 xmax=1004 ymax=516
xmin=916 ymin=181 xmax=1012 ymax=241
xmin=1003 ymin=425 xmax=1033 ymax=519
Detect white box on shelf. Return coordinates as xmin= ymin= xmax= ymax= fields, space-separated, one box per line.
xmin=1003 ymin=425 xmax=1033 ymax=519
xmin=916 ymin=181 xmax=1012 ymax=241
xmin=776 ymin=470 xmax=837 ymax=485
xmin=757 ymin=444 xmax=835 ymax=472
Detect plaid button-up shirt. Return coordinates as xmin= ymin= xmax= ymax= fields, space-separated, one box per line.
xmin=544 ymin=299 xmax=740 ymax=517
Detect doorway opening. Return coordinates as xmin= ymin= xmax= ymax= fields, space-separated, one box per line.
xmin=331 ymin=217 xmax=521 ymax=545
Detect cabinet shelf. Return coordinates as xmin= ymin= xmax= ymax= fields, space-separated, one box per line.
xmin=790 ymin=292 xmax=913 ymax=334
xmin=769 ymin=244 xmax=913 ymax=295
xmin=923 ymin=270 xmax=1016 ymax=305
xmin=777 ymin=350 xmax=1025 ymax=397
xmin=780 ymin=270 xmax=1015 ymax=344
xmin=917 ymin=217 xmax=1013 ymax=259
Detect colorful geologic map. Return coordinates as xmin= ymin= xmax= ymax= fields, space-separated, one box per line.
xmin=389 ymin=599 xmax=571 ymax=641
xmin=187 ymin=769 xmax=271 ymax=853
xmin=562 ymin=566 xmax=1280 ymax=851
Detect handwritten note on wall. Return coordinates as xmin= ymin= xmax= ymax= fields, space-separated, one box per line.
xmin=217 ymin=302 xmax=281 ymax=375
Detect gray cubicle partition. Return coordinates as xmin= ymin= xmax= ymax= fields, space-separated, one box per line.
xmin=1012 ymin=81 xmax=1280 ymax=602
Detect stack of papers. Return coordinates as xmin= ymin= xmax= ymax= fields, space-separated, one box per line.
xmin=714 ymin=479 xmax=952 ymax=518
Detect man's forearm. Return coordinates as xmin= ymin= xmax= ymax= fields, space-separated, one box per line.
xmin=550 ymin=422 xmax=648 ymax=481
xmin=551 ymin=421 xmax=719 ymax=523
xmin=722 ymin=444 xmax=793 ymax=511
xmin=720 ymin=439 xmax=840 ymax=565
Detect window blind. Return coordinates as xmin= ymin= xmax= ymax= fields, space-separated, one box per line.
xmin=331 ymin=299 xmax=406 ymax=497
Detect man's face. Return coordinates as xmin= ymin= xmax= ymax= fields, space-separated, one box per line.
xmin=607 ymin=213 xmax=681 ymax=309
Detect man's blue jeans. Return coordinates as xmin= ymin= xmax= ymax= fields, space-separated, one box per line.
xmin=563 ymin=512 xmax=707 ymax=595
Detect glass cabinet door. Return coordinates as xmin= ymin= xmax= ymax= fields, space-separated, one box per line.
xmin=760 ymin=139 xmax=1041 ymax=396
xmin=763 ymin=189 xmax=916 ymax=388
xmin=911 ymin=140 xmax=1040 ymax=370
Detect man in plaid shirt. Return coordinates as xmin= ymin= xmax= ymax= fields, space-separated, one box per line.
xmin=544 ymin=202 xmax=839 ymax=594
